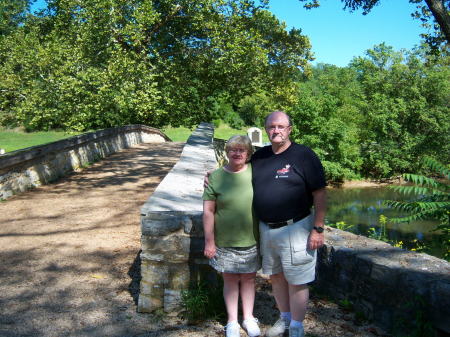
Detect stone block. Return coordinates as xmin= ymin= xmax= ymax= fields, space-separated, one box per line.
xmin=140 ymin=260 xmax=169 ymax=288
xmin=141 ymin=215 xmax=189 ymax=236
xmin=164 ymin=289 xmax=183 ymax=314
xmin=141 ymin=235 xmax=191 ymax=263
xmin=429 ymin=279 xmax=450 ymax=332
xmin=167 ymin=263 xmax=190 ymax=290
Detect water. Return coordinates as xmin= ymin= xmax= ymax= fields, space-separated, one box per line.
xmin=326 ymin=186 xmax=443 ymax=246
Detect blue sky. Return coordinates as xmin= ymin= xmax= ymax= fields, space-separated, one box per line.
xmin=31 ymin=0 xmax=427 ymax=67
xmin=268 ymin=0 xmax=427 ymax=66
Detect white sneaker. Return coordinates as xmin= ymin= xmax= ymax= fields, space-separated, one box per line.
xmin=242 ymin=317 xmax=261 ymax=337
xmin=265 ymin=317 xmax=289 ymax=337
xmin=225 ymin=321 xmax=241 ymax=337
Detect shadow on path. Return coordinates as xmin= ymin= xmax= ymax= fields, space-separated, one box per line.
xmin=0 ymin=142 xmax=187 ymax=337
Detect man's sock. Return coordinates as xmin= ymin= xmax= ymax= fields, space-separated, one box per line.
xmin=280 ymin=312 xmax=291 ymax=322
xmin=289 ymin=319 xmax=303 ymax=328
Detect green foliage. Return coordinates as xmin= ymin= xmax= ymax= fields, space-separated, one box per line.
xmin=0 ymin=0 xmax=313 ymax=131
xmin=367 ymin=215 xmax=389 ymax=241
xmin=237 ymin=91 xmax=275 ymax=126
xmin=350 ymin=44 xmax=450 ymax=177
xmin=288 ymin=44 xmax=449 ymax=181
xmin=290 ymin=64 xmax=364 ymax=182
xmin=385 ymin=157 xmax=449 ymax=260
xmin=180 ymin=281 xmax=225 ymax=322
xmin=0 ymin=0 xmax=31 ymax=36
xmin=327 ymin=221 xmax=355 ymax=232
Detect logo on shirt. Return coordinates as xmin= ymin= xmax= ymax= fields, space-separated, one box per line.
xmin=275 ymin=164 xmax=291 ymax=178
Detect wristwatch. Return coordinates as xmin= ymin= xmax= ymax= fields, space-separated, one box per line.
xmin=313 ymin=226 xmax=324 ymax=233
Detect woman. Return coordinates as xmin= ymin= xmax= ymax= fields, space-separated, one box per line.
xmin=202 ymin=135 xmax=261 ymax=337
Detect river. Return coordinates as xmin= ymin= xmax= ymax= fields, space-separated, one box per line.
xmin=326 ymin=186 xmax=445 ymax=257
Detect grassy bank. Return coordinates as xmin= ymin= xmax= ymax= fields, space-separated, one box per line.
xmin=0 ymin=124 xmax=267 ymax=153
xmin=0 ymin=128 xmax=79 ymax=153
xmin=163 ymin=123 xmax=269 ymax=143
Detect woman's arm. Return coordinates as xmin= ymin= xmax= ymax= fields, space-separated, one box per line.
xmin=203 ymin=200 xmax=217 ymax=259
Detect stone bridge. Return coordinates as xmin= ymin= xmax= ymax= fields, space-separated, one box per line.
xmin=0 ymin=124 xmax=448 ymax=337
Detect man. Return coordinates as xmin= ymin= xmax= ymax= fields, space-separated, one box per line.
xmin=252 ymin=111 xmax=326 ymax=337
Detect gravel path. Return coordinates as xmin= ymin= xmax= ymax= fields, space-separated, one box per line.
xmin=0 ymin=142 xmax=388 ymax=337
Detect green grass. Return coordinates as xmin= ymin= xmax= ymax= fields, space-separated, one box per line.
xmin=0 ymin=128 xmax=80 ymax=153
xmin=162 ymin=123 xmax=269 ymax=143
xmin=0 ymin=123 xmax=268 ymax=153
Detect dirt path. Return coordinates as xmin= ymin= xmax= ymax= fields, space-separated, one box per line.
xmin=0 ymin=142 xmax=387 ymax=337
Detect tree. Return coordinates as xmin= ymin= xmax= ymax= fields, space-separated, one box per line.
xmin=350 ymin=43 xmax=450 ymax=177
xmin=290 ymin=64 xmax=364 ymax=181
xmin=0 ymin=0 xmax=314 ymax=130
xmin=0 ymin=0 xmax=33 ymax=36
xmin=297 ymin=0 xmax=450 ymax=51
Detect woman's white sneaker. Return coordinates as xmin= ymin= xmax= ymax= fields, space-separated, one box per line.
xmin=242 ymin=317 xmax=261 ymax=337
xmin=225 ymin=321 xmax=241 ymax=337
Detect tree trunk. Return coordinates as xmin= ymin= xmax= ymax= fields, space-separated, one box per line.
xmin=424 ymin=0 xmax=450 ymax=44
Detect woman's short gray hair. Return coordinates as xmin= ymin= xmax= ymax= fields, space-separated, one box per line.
xmin=225 ymin=135 xmax=253 ymax=159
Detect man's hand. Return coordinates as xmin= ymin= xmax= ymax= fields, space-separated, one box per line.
xmin=308 ymin=230 xmax=324 ymax=250
xmin=204 ymin=240 xmax=216 ymax=259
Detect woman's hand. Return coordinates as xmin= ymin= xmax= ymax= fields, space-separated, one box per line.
xmin=204 ymin=240 xmax=216 ymax=259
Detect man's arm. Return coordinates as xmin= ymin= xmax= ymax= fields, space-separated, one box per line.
xmin=203 ymin=200 xmax=217 ymax=258
xmin=308 ymin=187 xmax=326 ymax=250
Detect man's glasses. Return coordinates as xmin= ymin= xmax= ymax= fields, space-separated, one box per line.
xmin=267 ymin=125 xmax=290 ymax=131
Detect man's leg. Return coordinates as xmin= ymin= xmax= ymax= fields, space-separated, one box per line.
xmin=287 ymin=284 xmax=308 ymax=337
xmin=270 ymin=272 xmax=290 ymax=312
xmin=288 ymin=284 xmax=308 ymax=321
xmin=266 ymin=272 xmax=291 ymax=337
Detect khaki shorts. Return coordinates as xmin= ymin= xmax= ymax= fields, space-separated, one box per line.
xmin=259 ymin=214 xmax=316 ymax=285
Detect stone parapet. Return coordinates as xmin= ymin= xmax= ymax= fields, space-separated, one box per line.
xmin=0 ymin=125 xmax=169 ymax=200
xmin=317 ymin=227 xmax=450 ymax=335
xmin=138 ymin=123 xmax=217 ymax=314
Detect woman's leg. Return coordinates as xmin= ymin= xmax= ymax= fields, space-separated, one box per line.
xmin=239 ymin=272 xmax=257 ymax=320
xmin=223 ymin=273 xmax=240 ymax=322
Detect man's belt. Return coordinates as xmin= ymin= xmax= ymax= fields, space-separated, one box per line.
xmin=264 ymin=211 xmax=311 ymax=229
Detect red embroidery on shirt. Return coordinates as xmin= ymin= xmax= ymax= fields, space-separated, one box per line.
xmin=276 ymin=164 xmax=291 ymax=175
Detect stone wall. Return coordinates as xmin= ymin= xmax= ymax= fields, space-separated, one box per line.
xmin=138 ymin=123 xmax=217 ymax=314
xmin=137 ymin=124 xmax=449 ymax=335
xmin=317 ymin=227 xmax=450 ymax=336
xmin=0 ymin=125 xmax=169 ymax=200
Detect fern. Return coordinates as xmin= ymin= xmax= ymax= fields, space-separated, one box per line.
xmin=384 ymin=157 xmax=449 ymax=260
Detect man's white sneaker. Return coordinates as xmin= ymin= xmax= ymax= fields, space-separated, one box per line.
xmin=225 ymin=321 xmax=241 ymax=337
xmin=242 ymin=317 xmax=261 ymax=337
xmin=265 ymin=317 xmax=289 ymax=337
xmin=289 ymin=325 xmax=304 ymax=337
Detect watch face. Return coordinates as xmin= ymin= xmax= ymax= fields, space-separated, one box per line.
xmin=314 ymin=226 xmax=324 ymax=233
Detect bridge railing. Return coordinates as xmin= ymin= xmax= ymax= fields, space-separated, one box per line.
xmin=0 ymin=125 xmax=169 ymax=200
xmin=138 ymin=123 xmax=217 ymax=313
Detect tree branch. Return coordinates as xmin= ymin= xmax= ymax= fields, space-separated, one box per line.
xmin=424 ymin=0 xmax=450 ymax=45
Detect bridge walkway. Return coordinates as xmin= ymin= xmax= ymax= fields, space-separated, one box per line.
xmin=0 ymin=142 xmax=383 ymax=337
